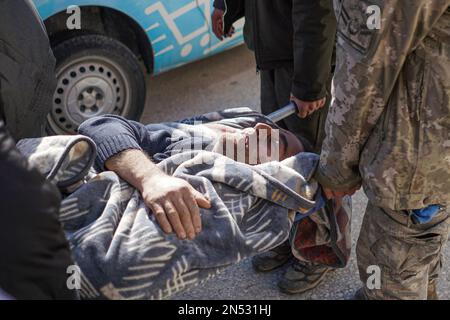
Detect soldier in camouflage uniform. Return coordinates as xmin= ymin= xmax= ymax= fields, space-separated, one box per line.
xmin=315 ymin=0 xmax=450 ymax=299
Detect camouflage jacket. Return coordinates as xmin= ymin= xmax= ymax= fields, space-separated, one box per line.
xmin=315 ymin=0 xmax=450 ymax=210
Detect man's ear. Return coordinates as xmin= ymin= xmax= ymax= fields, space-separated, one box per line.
xmin=255 ymin=123 xmax=273 ymax=137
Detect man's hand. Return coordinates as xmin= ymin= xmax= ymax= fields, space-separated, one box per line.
xmin=212 ymin=8 xmax=225 ymax=40
xmin=142 ymin=174 xmax=211 ymax=240
xmin=212 ymin=8 xmax=234 ymax=40
xmin=105 ymin=149 xmax=211 ymax=240
xmin=322 ymin=185 xmax=361 ymax=200
xmin=291 ymin=94 xmax=326 ymax=119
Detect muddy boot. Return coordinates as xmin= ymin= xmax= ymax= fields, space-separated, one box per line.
xmin=252 ymin=241 xmax=292 ymax=272
xmin=278 ymin=259 xmax=333 ymax=295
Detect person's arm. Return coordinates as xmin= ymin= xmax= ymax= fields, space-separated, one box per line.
xmin=78 ymin=115 xmax=150 ymax=171
xmin=106 ymin=150 xmax=210 ymax=240
xmin=212 ymin=0 xmax=226 ymax=40
xmin=212 ymin=0 xmax=238 ymax=40
xmin=213 ymin=0 xmax=226 ymax=11
xmin=212 ymin=2 xmax=226 ymax=41
xmin=0 ymin=121 xmax=75 ymax=300
xmin=291 ymin=0 xmax=336 ymax=118
xmin=315 ymin=0 xmax=450 ymax=193
xmin=78 ymin=116 xmax=211 ymax=240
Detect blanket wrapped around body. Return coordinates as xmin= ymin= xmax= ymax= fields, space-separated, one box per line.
xmin=17 ymin=108 xmax=351 ymax=300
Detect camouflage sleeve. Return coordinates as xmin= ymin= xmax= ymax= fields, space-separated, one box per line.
xmin=315 ymin=0 xmax=450 ymax=191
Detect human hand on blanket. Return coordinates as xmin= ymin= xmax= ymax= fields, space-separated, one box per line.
xmin=105 ymin=149 xmax=211 ymax=240
xmin=142 ymin=174 xmax=211 ymax=240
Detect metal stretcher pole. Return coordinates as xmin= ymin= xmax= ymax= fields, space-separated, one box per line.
xmin=266 ymin=102 xmax=298 ymax=123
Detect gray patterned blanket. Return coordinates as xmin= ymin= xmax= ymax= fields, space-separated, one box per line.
xmin=17 ymin=131 xmax=321 ymax=300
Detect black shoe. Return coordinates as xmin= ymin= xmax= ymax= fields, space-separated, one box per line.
xmin=252 ymin=241 xmax=292 ymax=272
xmin=278 ymin=260 xmax=333 ymax=295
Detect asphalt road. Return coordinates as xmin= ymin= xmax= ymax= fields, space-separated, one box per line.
xmin=141 ymin=45 xmax=450 ymax=300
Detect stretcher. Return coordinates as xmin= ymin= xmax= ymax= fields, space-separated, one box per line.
xmin=266 ymin=102 xmax=298 ymax=123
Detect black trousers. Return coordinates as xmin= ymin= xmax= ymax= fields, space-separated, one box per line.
xmin=260 ymin=67 xmax=331 ymax=153
xmin=0 ymin=122 xmax=75 ymax=300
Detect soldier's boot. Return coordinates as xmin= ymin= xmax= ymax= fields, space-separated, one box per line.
xmin=252 ymin=241 xmax=292 ymax=272
xmin=278 ymin=259 xmax=333 ymax=294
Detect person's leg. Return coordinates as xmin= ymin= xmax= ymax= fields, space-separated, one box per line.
xmin=356 ymin=202 xmax=450 ymax=300
xmin=272 ymin=67 xmax=292 ymax=108
xmin=252 ymin=240 xmax=292 ymax=272
xmin=254 ymin=67 xmax=315 ymax=273
xmin=278 ymin=259 xmax=334 ymax=295
xmin=426 ymin=251 xmax=444 ymax=300
xmin=252 ymin=69 xmax=293 ymax=272
xmin=260 ymin=70 xmax=279 ymax=116
xmin=255 ymin=67 xmax=335 ymax=294
xmin=275 ymin=68 xmax=331 ymax=153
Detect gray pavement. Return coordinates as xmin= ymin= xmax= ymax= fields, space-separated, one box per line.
xmin=141 ymin=45 xmax=450 ymax=300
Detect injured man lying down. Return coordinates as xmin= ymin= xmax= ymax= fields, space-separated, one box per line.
xmin=17 ymin=108 xmax=351 ymax=300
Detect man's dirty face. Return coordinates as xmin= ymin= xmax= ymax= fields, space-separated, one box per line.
xmin=207 ymin=122 xmax=304 ymax=164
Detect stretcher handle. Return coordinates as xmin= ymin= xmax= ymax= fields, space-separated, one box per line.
xmin=266 ymin=102 xmax=298 ymax=123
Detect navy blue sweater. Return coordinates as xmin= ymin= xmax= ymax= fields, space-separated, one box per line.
xmin=78 ymin=115 xmax=221 ymax=171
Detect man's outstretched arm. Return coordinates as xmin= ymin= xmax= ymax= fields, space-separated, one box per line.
xmin=79 ymin=115 xmax=211 ymax=240
xmin=106 ymin=149 xmax=210 ymax=240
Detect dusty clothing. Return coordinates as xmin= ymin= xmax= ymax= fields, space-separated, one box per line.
xmin=0 ymin=0 xmax=56 ymax=140
xmin=260 ymin=67 xmax=331 ymax=153
xmin=315 ymin=0 xmax=450 ymax=211
xmin=357 ymin=202 xmax=450 ymax=300
xmin=214 ymin=0 xmax=336 ymax=102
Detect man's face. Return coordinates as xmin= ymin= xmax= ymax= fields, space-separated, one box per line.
xmin=208 ymin=122 xmax=304 ymax=164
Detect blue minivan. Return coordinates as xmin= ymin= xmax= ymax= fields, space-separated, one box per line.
xmin=33 ymin=0 xmax=244 ymax=134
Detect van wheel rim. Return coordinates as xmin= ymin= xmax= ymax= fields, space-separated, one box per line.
xmin=48 ymin=55 xmax=131 ymax=134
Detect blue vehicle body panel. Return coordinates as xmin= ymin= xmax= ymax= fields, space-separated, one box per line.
xmin=33 ymin=0 xmax=244 ymax=74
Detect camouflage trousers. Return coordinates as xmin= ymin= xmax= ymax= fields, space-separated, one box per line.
xmin=357 ymin=201 xmax=450 ymax=300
